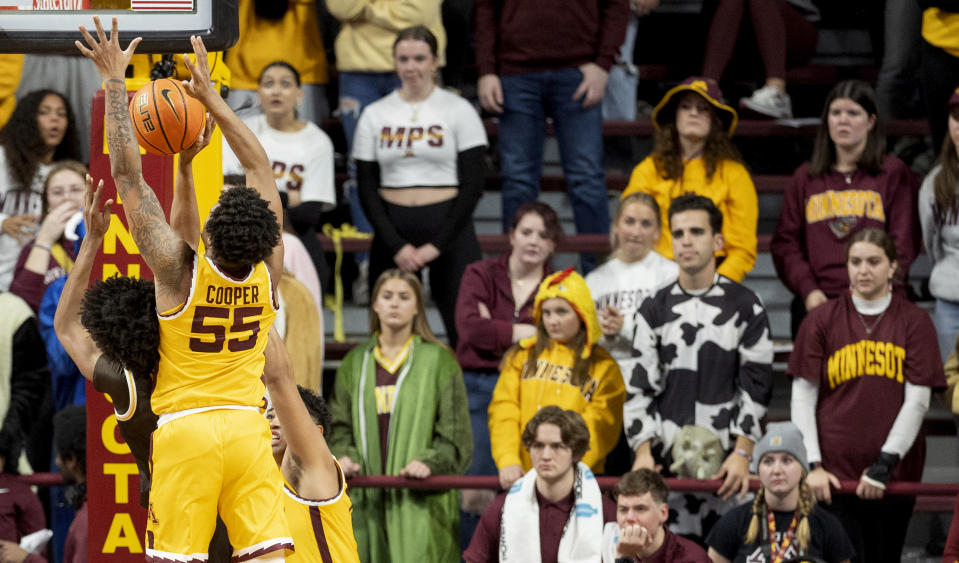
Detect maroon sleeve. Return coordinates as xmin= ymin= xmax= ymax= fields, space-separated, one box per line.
xmin=8 ymin=243 xmax=47 ymax=313
xmin=474 ymin=0 xmax=498 ymax=76
xmin=595 ymin=0 xmax=630 ymax=71
xmin=455 ymin=261 xmax=515 ymax=355
xmin=904 ymin=302 xmax=947 ymax=388
xmin=14 ymin=482 xmax=45 ymax=539
xmin=463 ymin=493 xmax=505 ymax=563
xmin=771 ymin=165 xmax=820 ymax=299
xmin=64 ymin=504 xmax=87 ymax=563
xmin=23 ymin=555 xmax=46 ymax=563
xmin=788 ymin=300 xmax=829 ymax=384
xmin=882 ymin=157 xmax=920 ymax=280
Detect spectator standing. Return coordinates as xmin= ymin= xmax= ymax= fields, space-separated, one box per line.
xmin=353 ymin=26 xmax=487 ymax=347
xmin=0 ymin=90 xmax=80 ymax=292
xmin=222 ymin=61 xmax=337 ymax=290
xmin=920 ymin=0 xmax=959 ymax=151
xmin=454 ymin=202 xmax=560 ymax=542
xmin=603 ymin=0 xmax=660 ymax=122
xmin=875 ymin=0 xmax=922 ymax=120
xmin=328 ymin=269 xmax=471 ymax=563
xmin=464 ymin=406 xmax=616 ymax=563
xmin=919 ymin=87 xmax=959 ymax=361
xmin=706 ymin=422 xmax=855 ymax=563
xmin=225 ymin=0 xmax=332 ymax=123
xmin=622 ymin=78 xmax=757 ymax=281
xmin=702 ymin=0 xmax=819 ymax=119
xmin=327 ymin=0 xmax=446 ymax=298
xmin=601 ymin=469 xmax=710 ymax=562
xmin=622 ymin=194 xmax=773 ymax=540
xmin=789 ymin=228 xmax=944 ymax=563
xmin=771 ymin=80 xmax=919 ymax=337
xmin=475 ymin=0 xmax=628 ymax=271
xmin=489 ymin=268 xmax=625 ymax=489
xmin=586 ymin=193 xmax=678 ymax=363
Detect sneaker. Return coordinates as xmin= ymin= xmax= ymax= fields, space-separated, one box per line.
xmin=740 ymin=85 xmax=792 ymax=119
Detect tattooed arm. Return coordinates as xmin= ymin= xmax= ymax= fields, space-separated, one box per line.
xmin=76 ymin=17 xmax=192 ymax=300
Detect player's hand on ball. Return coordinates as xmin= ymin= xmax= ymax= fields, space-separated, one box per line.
xmin=399 ymin=459 xmax=431 ymax=479
xmin=83 ymin=175 xmax=112 ymax=239
xmin=76 ymin=16 xmax=142 ymax=81
xmin=616 ymin=524 xmax=653 ymax=557
xmin=181 ymin=113 xmax=216 ymax=163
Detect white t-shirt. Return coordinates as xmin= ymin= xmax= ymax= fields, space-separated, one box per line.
xmin=351 ymin=87 xmax=487 ymax=187
xmin=585 ymin=252 xmax=679 ymax=363
xmin=0 ymin=147 xmax=50 ymax=291
xmin=223 ymin=114 xmax=336 ymax=210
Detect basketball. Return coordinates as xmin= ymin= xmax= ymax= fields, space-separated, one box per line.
xmin=128 ymin=78 xmax=205 ymax=155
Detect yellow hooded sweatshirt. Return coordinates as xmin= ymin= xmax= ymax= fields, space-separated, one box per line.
xmin=488 ymin=269 xmax=625 ymax=474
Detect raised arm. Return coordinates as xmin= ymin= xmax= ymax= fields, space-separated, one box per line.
xmin=53 ymin=176 xmax=111 ymax=382
xmin=263 ymin=326 xmax=339 ymax=500
xmin=171 ymin=114 xmax=214 ymax=251
xmin=76 ymin=17 xmax=191 ymax=291
xmin=180 ymin=36 xmax=284 ymax=275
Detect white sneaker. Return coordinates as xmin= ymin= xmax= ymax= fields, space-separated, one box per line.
xmin=740 ymin=85 xmax=792 ymax=119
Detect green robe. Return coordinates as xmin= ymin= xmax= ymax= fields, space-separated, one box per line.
xmin=329 ymin=335 xmax=472 ymax=563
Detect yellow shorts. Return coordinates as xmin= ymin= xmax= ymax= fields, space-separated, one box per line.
xmin=145 ymin=409 xmax=292 ymax=561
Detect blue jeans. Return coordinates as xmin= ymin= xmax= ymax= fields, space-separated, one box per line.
xmin=338 ymin=72 xmax=401 ymax=260
xmin=499 ymin=68 xmax=609 ymax=270
xmin=935 ymin=298 xmax=959 ymax=363
xmin=463 ymin=370 xmax=499 ymax=476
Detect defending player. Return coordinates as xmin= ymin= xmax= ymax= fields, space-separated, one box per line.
xmin=263 ymin=329 xmax=361 ymax=562
xmin=76 ymin=18 xmax=290 ymax=560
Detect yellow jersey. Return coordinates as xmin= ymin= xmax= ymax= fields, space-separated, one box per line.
xmin=154 ymin=254 xmax=277 ymax=414
xmin=282 ymin=459 xmax=360 ymax=563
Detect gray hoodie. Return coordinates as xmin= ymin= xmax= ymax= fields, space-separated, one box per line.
xmin=920 ymin=164 xmax=959 ymax=302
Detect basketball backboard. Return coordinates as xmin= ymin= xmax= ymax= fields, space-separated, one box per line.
xmin=0 ymin=0 xmax=237 ymax=54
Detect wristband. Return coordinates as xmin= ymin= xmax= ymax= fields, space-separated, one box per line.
xmin=33 ymin=243 xmax=51 ymax=252
xmin=864 ymin=451 xmax=900 ymax=485
xmin=734 ymin=448 xmax=751 ymax=461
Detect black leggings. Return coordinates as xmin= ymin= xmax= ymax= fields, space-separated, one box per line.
xmin=922 ymin=39 xmax=959 ymax=151
xmin=369 ymin=198 xmax=481 ymax=348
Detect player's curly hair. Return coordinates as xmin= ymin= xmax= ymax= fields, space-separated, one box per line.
xmin=0 ymin=90 xmax=80 ymax=192
xmin=80 ymin=276 xmax=159 ymax=380
xmin=205 ymin=186 xmax=280 ymax=267
xmin=297 ymin=386 xmax=332 ymax=437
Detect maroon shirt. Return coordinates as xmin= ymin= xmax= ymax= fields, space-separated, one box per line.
xmin=0 ymin=473 xmax=45 ymax=542
xmin=454 ymin=254 xmax=551 ymax=372
xmin=789 ymin=293 xmax=945 ymax=481
xmin=771 ymin=156 xmax=919 ymax=299
xmin=638 ymin=528 xmax=710 ymax=563
xmin=9 ymin=239 xmax=77 ymax=313
xmin=463 ymin=488 xmax=616 ymax=563
xmin=375 ymin=363 xmax=399 ymax=467
xmin=474 ymin=0 xmax=629 ymax=76
xmin=944 ymin=493 xmax=959 ymax=562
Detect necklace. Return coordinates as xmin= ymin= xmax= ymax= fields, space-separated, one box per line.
xmin=855 ymin=308 xmax=887 ymax=335
xmin=767 ymin=509 xmax=799 ymax=563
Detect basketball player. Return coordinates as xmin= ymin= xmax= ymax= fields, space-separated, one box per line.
xmin=76 ymin=18 xmax=290 ymax=561
xmin=263 ymin=330 xmax=361 ymax=563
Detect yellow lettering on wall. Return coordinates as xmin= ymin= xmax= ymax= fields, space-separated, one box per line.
xmin=104 ymin=215 xmax=139 ymax=255
xmin=102 ymin=513 xmax=143 ymax=553
xmin=100 ymin=415 xmax=131 ymax=455
xmin=103 ymin=463 xmax=139 ymax=503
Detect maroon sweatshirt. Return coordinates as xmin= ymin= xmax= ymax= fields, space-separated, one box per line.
xmin=454 ymin=254 xmax=551 ymax=372
xmin=771 ymin=155 xmax=919 ymax=299
xmin=9 ymin=239 xmax=77 ymax=314
xmin=474 ymin=0 xmax=629 ymax=76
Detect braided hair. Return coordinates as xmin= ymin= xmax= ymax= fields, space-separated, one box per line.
xmin=744 ymin=475 xmax=815 ymax=554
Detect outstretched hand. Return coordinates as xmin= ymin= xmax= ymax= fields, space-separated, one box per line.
xmin=181 ymin=113 xmax=216 ymax=164
xmin=83 ymin=175 xmax=112 ymax=239
xmin=76 ymin=16 xmax=142 ymax=81
xmin=181 ymin=35 xmax=218 ymax=104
